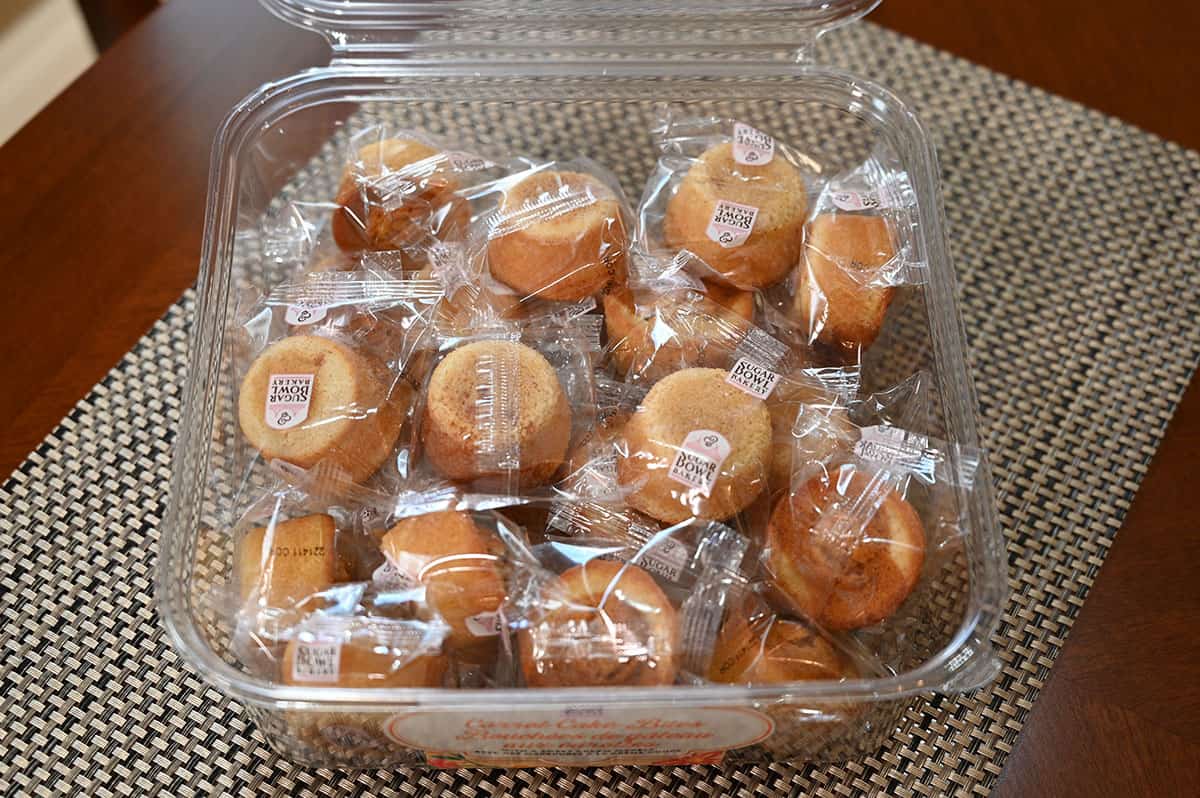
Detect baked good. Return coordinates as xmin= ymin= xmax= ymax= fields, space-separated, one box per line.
xmin=617 ymin=368 xmax=771 ymax=523
xmin=518 ymin=559 xmax=678 ymax=687
xmin=281 ymin=621 xmax=448 ymax=688
xmin=791 ymin=213 xmax=896 ymax=353
xmin=238 ymin=335 xmax=410 ymax=484
xmin=421 ymin=340 xmax=571 ymax=487
xmin=237 ymin=513 xmax=339 ymax=607
xmin=488 ymin=170 xmax=628 ymax=301
xmin=602 ymin=283 xmax=755 ymax=382
xmin=707 ymin=598 xmax=862 ymax=760
xmin=765 ymin=466 xmax=925 ymax=629
xmin=663 ymin=142 xmax=807 ymax=289
xmin=233 ymin=513 xmax=343 ymax=674
xmin=708 ymin=611 xmax=856 ymax=685
xmin=331 ymin=138 xmax=470 ymax=253
xmin=765 ymin=372 xmax=857 ymax=493
xmin=380 ymin=511 xmax=507 ymax=660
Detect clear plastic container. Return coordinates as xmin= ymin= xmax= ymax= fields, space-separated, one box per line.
xmin=159 ymin=0 xmax=1005 ymax=768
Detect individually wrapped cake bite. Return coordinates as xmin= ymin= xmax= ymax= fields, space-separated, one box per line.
xmin=602 ymin=250 xmax=764 ymax=383
xmin=330 ymin=126 xmax=499 ymax=254
xmin=761 ymin=376 xmax=980 ymax=631
xmin=702 ymin=585 xmax=884 ymax=759
xmin=616 ymin=367 xmax=773 ymax=523
xmin=507 ymin=520 xmax=751 ymax=689
xmin=229 ymin=487 xmax=364 ymax=674
xmin=637 ymin=114 xmax=821 ymax=289
xmin=779 ymin=149 xmax=925 ymax=362
xmin=468 ymin=157 xmax=632 ymax=304
xmin=394 ymin=311 xmax=603 ymax=513
xmin=378 ymin=509 xmax=516 ymax=666
xmin=234 ymin=271 xmax=442 ymax=497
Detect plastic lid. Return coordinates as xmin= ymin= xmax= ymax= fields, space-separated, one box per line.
xmin=260 ymin=0 xmax=881 ymax=60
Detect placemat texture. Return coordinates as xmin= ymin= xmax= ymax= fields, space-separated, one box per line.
xmin=2 ymin=19 xmax=1199 ymax=798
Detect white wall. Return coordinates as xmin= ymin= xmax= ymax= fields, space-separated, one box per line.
xmin=0 ymin=0 xmax=97 ymax=144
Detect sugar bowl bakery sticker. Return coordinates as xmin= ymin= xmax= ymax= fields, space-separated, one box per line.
xmin=291 ymin=636 xmax=342 ymax=684
xmin=706 ymin=200 xmax=758 ymax=248
xmin=284 ymin=300 xmax=328 ymax=326
xmin=668 ymin=430 xmax=732 ymax=498
xmin=634 ymin=536 xmax=691 ymax=583
xmin=265 ymin=373 xmax=314 ymax=430
xmin=383 ymin=705 xmax=774 ymax=768
xmin=732 ymin=122 xmax=775 ymax=165
xmin=726 ymin=357 xmax=781 ymax=400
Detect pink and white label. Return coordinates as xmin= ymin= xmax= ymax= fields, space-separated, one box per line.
xmin=291 ymin=638 xmax=342 ymax=684
xmin=668 ymin=430 xmax=732 ymax=498
xmin=706 ymin=200 xmax=758 ymax=248
xmin=265 ymin=373 xmax=314 ymax=430
xmin=285 ymin=301 xmax=328 ymax=326
xmin=384 ymin=705 xmax=774 ymax=768
xmin=733 ymin=122 xmax=775 ymax=165
xmin=464 ymin=610 xmax=503 ymax=638
xmin=726 ymin=357 xmax=781 ymax=399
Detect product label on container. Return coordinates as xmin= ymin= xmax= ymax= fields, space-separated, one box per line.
xmin=635 ymin=537 xmax=691 ymax=583
xmin=285 ymin=301 xmax=328 ymax=326
xmin=726 ymin=357 xmax=781 ymax=399
xmin=732 ymin=122 xmax=775 ymax=165
xmin=291 ymin=638 xmax=342 ymax=684
xmin=265 ymin=374 xmax=314 ymax=430
xmin=668 ymin=430 xmax=732 ymax=498
xmin=705 ymin=200 xmax=758 ymax=248
xmin=384 ymin=705 xmax=774 ymax=768
xmin=464 ymin=610 xmax=503 ymax=638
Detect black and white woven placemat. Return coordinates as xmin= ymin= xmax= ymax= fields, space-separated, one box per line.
xmin=2 ymin=20 xmax=1199 ymax=798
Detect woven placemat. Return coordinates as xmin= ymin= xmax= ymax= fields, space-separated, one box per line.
xmin=3 ymin=19 xmax=1199 ymax=798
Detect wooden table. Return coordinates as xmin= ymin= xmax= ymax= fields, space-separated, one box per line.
xmin=1 ymin=1 xmax=1196 ymax=793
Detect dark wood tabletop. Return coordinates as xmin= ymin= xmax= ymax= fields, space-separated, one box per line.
xmin=2 ymin=1 xmax=1196 ymax=793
